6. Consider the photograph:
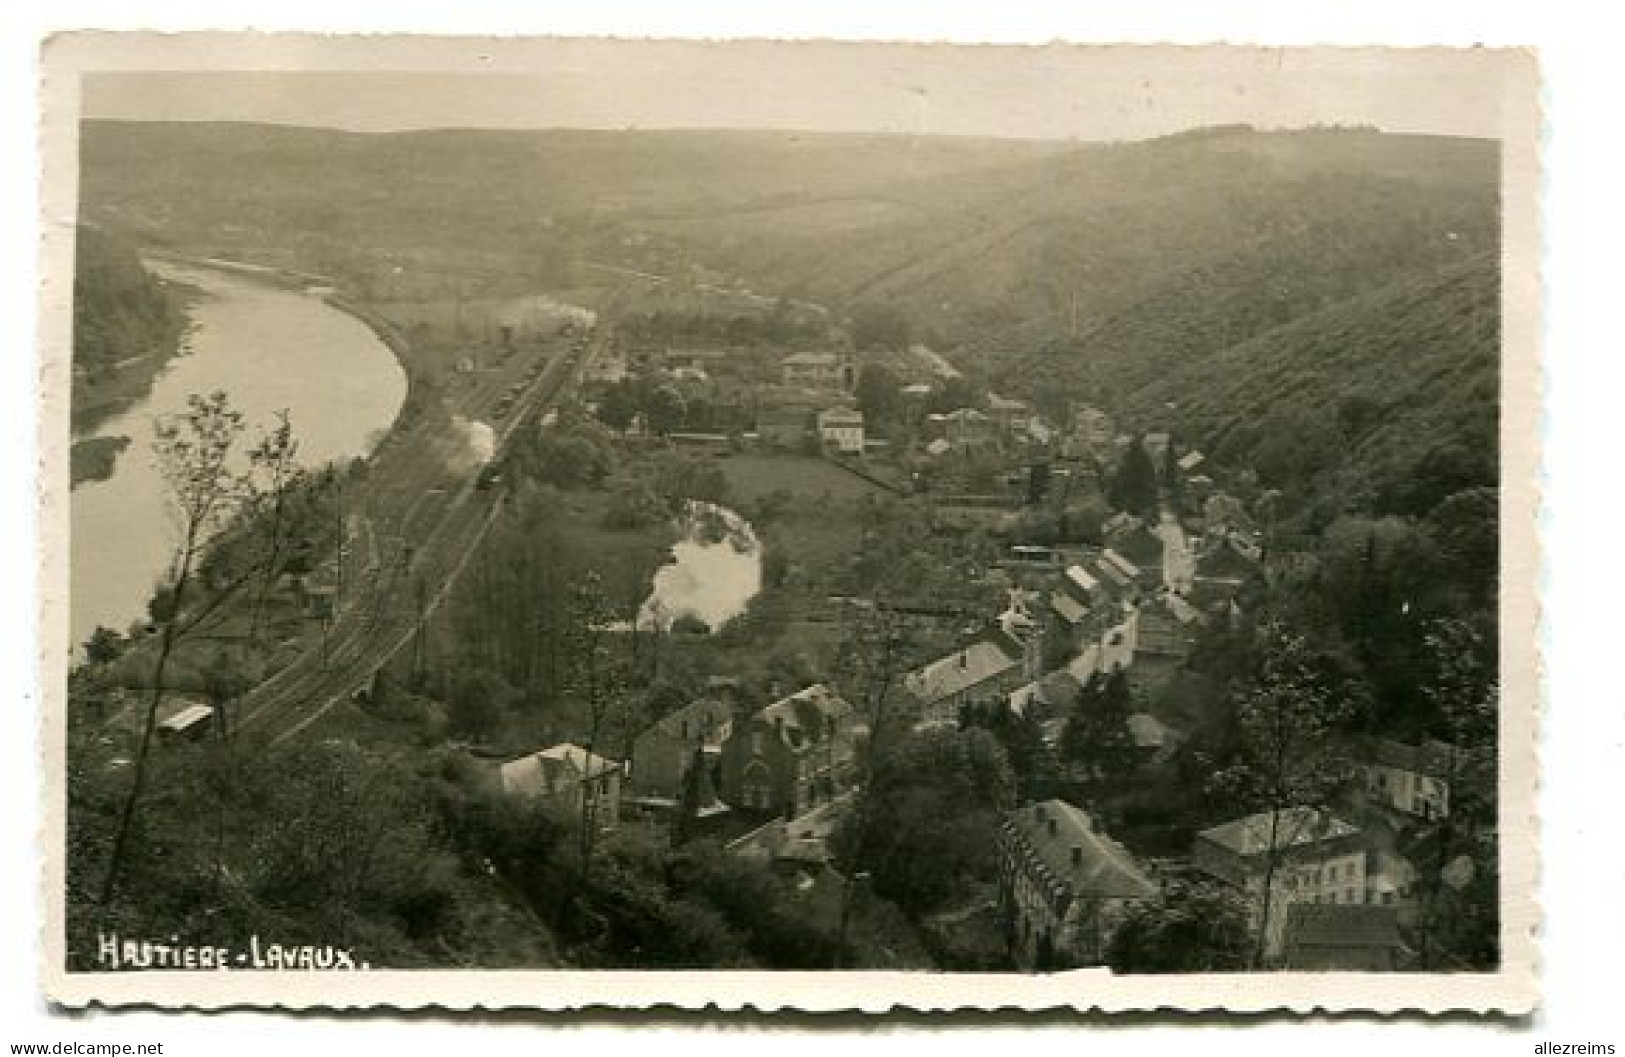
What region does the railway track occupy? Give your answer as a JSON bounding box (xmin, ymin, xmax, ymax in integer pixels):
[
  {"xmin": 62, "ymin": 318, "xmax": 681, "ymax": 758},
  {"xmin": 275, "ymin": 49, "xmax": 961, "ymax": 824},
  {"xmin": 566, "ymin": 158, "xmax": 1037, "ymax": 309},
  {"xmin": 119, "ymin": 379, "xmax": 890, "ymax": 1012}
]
[{"xmin": 231, "ymin": 317, "xmax": 606, "ymax": 745}]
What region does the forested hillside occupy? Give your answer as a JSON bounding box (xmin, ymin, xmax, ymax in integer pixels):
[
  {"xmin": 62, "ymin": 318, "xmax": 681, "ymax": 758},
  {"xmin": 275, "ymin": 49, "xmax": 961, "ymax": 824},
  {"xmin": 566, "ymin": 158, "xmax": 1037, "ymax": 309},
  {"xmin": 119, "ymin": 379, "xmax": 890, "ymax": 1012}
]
[
  {"xmin": 1126, "ymin": 254, "xmax": 1500, "ymax": 528},
  {"xmin": 71, "ymin": 225, "xmax": 189, "ymax": 434}
]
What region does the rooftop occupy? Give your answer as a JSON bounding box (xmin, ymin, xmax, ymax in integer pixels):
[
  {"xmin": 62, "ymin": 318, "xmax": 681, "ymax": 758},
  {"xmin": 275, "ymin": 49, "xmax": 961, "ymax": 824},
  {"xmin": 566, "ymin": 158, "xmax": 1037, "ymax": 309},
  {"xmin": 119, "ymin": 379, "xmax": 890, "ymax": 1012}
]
[
  {"xmin": 782, "ymin": 351, "xmax": 841, "ymax": 367},
  {"xmin": 1198, "ymin": 807, "xmax": 1360, "ymax": 859},
  {"xmin": 1050, "ymin": 591, "xmax": 1088, "ymax": 626},
  {"xmin": 905, "ymin": 639, "xmax": 1019, "ymax": 704},
  {"xmin": 754, "ymin": 683, "xmax": 856, "ymax": 753},
  {"xmin": 1064, "ymin": 563, "xmax": 1100, "ymax": 597},
  {"xmin": 1283, "ymin": 904, "xmax": 1406, "ymax": 969},
  {"xmin": 646, "ymin": 697, "xmax": 734, "ymax": 743},
  {"xmin": 1006, "ymin": 799, "xmax": 1157, "ymax": 901},
  {"xmin": 501, "ymin": 742, "xmax": 621, "ymax": 797}
]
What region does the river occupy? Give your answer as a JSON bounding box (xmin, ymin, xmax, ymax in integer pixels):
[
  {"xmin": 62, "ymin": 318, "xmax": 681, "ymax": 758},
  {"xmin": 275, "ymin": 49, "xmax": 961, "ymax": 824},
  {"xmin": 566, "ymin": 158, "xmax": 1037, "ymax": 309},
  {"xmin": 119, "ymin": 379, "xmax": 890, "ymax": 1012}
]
[
  {"xmin": 637, "ymin": 502, "xmax": 762, "ymax": 633},
  {"xmin": 69, "ymin": 261, "xmax": 408, "ymax": 651}
]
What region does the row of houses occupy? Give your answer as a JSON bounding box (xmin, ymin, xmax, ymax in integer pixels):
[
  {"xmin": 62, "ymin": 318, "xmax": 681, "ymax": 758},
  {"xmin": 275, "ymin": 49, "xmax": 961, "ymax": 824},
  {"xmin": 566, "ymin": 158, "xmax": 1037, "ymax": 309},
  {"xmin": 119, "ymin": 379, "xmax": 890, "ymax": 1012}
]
[
  {"xmin": 495, "ymin": 682, "xmax": 865, "ymax": 844},
  {"xmin": 997, "ymin": 728, "xmax": 1460, "ymax": 972}
]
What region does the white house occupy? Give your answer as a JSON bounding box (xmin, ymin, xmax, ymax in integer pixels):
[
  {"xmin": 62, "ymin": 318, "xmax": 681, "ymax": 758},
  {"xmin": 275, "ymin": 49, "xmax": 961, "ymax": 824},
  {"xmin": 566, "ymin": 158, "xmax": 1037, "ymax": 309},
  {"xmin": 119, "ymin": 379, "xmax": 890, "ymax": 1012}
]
[
  {"xmin": 1194, "ymin": 807, "xmax": 1368, "ymax": 962},
  {"xmin": 500, "ymin": 742, "xmax": 624, "ymax": 830},
  {"xmin": 816, "ymin": 406, "xmax": 865, "ymax": 455},
  {"xmin": 1362, "ymin": 738, "xmax": 1453, "ymax": 821}
]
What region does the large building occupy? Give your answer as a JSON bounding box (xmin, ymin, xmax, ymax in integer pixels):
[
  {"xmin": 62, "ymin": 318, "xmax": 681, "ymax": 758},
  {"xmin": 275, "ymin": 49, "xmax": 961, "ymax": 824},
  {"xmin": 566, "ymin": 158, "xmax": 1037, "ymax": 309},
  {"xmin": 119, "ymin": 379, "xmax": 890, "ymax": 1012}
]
[
  {"xmin": 998, "ymin": 799, "xmax": 1158, "ymax": 969},
  {"xmin": 717, "ymin": 684, "xmax": 863, "ymax": 819},
  {"xmin": 1193, "ymin": 807, "xmax": 1367, "ymax": 962}
]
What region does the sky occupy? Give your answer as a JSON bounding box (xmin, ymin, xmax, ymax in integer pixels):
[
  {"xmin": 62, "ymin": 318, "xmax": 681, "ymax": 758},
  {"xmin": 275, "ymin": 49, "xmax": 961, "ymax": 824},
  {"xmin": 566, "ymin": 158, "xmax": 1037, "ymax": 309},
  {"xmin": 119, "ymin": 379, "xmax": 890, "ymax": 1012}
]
[{"xmin": 75, "ymin": 38, "xmax": 1520, "ymax": 141}]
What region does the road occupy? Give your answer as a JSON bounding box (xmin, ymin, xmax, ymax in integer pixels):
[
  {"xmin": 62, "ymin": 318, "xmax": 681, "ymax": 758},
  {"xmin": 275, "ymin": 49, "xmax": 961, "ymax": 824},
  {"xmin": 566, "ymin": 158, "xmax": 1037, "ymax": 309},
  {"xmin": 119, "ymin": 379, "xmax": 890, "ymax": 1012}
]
[{"xmin": 230, "ymin": 315, "xmax": 607, "ymax": 746}]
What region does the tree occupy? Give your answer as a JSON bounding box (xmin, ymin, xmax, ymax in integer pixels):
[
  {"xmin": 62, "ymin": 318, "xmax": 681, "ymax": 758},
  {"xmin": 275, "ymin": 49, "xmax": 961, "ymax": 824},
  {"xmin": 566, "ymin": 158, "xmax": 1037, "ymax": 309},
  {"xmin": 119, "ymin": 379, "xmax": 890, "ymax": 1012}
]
[
  {"xmin": 854, "ymin": 363, "xmax": 902, "ymax": 429},
  {"xmin": 1162, "ymin": 439, "xmax": 1184, "ymax": 509},
  {"xmin": 445, "ymin": 667, "xmax": 514, "ymax": 741},
  {"xmin": 644, "ymin": 384, "xmax": 687, "ymax": 437},
  {"xmin": 1410, "ymin": 618, "xmax": 1499, "ymax": 969},
  {"xmin": 595, "ymin": 378, "xmax": 640, "ymax": 432},
  {"xmin": 833, "ymin": 726, "xmax": 1015, "ymax": 917},
  {"xmin": 1106, "ymin": 879, "xmax": 1251, "ymax": 973},
  {"xmin": 562, "ymin": 572, "xmax": 633, "ymax": 875},
  {"xmin": 102, "ymin": 391, "xmax": 250, "ymax": 903},
  {"xmin": 531, "ymin": 430, "xmax": 613, "ymax": 489},
  {"xmin": 1206, "ymin": 623, "xmax": 1356, "ymax": 968},
  {"xmin": 83, "ymin": 626, "xmax": 125, "ymax": 665},
  {"xmin": 1109, "ymin": 436, "xmax": 1159, "ymax": 517},
  {"xmin": 242, "ymin": 409, "xmax": 306, "ymax": 643},
  {"xmin": 1059, "ymin": 669, "xmax": 1137, "ymax": 792}
]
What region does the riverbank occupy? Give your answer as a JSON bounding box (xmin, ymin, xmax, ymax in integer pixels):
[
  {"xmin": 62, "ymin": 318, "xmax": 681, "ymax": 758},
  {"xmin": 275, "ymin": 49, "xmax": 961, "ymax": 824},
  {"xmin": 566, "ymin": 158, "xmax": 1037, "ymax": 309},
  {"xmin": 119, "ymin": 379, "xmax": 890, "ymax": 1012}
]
[
  {"xmin": 70, "ymin": 256, "xmax": 411, "ymax": 654},
  {"xmin": 70, "ymin": 239, "xmax": 200, "ymax": 441}
]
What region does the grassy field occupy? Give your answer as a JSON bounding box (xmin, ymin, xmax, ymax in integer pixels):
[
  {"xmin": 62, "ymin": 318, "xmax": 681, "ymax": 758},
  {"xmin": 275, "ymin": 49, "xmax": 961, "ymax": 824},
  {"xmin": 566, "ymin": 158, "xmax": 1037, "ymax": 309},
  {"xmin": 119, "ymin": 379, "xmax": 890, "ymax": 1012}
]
[{"xmin": 720, "ymin": 453, "xmax": 886, "ymax": 505}]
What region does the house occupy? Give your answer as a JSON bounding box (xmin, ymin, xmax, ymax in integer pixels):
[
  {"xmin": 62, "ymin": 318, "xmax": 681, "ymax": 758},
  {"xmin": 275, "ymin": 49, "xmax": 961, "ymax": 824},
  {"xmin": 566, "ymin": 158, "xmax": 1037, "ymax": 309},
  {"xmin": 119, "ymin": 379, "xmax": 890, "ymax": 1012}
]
[
  {"xmin": 998, "ymin": 799, "xmax": 1158, "ymax": 969},
  {"xmin": 816, "ymin": 406, "xmax": 865, "ymax": 455},
  {"xmin": 717, "ymin": 684, "xmax": 862, "ymax": 819},
  {"xmin": 986, "ymin": 393, "xmax": 1031, "ymax": 434},
  {"xmin": 1282, "ymin": 903, "xmax": 1408, "ymax": 971},
  {"xmin": 1095, "ymin": 548, "xmax": 1147, "ymax": 599},
  {"xmin": 1194, "ymin": 807, "xmax": 1367, "ymax": 962},
  {"xmin": 780, "ymin": 351, "xmax": 854, "ymax": 390},
  {"xmin": 157, "ymin": 701, "xmax": 214, "ymax": 741},
  {"xmin": 1361, "ymin": 738, "xmax": 1454, "ymax": 822},
  {"xmin": 923, "ymin": 437, "xmax": 952, "ymax": 458},
  {"xmin": 500, "ymin": 742, "xmax": 624, "ymax": 830},
  {"xmin": 941, "ymin": 407, "xmax": 994, "ymax": 451},
  {"xmin": 1177, "ymin": 450, "xmax": 1206, "ymax": 475},
  {"xmin": 1142, "ymin": 432, "xmax": 1172, "ymax": 465},
  {"xmin": 628, "ymin": 697, "xmax": 735, "ymax": 802},
  {"xmin": 904, "ymin": 637, "xmax": 1027, "ymax": 729}
]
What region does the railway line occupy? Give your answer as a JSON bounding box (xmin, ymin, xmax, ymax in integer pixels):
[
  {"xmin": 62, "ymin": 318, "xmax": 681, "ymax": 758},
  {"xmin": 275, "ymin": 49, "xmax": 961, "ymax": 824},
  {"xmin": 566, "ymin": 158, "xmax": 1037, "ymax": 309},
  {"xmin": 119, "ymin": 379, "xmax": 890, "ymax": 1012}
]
[{"xmin": 230, "ymin": 315, "xmax": 605, "ymax": 746}]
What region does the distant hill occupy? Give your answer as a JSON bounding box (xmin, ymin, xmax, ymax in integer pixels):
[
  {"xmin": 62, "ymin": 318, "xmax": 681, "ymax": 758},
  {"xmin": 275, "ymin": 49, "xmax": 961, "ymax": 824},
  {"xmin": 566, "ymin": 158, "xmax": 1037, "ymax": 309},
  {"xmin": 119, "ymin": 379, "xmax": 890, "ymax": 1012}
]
[{"xmin": 77, "ymin": 120, "xmax": 1501, "ymax": 523}]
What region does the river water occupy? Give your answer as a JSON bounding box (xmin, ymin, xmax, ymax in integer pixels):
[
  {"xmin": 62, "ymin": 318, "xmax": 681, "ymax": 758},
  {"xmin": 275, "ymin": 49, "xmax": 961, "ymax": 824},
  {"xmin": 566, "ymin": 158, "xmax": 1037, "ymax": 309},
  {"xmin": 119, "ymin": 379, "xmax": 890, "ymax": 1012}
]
[
  {"xmin": 69, "ymin": 261, "xmax": 407, "ymax": 651},
  {"xmin": 637, "ymin": 502, "xmax": 762, "ymax": 633}
]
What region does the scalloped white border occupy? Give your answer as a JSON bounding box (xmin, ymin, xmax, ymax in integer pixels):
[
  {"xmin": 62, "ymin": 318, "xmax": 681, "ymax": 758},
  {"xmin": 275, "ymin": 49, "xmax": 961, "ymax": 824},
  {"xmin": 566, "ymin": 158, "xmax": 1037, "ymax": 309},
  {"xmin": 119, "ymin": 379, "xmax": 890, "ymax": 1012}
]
[{"xmin": 35, "ymin": 34, "xmax": 1542, "ymax": 1015}]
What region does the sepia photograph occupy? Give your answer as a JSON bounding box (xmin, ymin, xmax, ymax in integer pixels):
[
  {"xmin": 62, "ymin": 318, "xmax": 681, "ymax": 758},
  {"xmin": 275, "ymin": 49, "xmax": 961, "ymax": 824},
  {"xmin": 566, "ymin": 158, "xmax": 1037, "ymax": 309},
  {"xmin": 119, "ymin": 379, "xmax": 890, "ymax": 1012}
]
[{"xmin": 37, "ymin": 35, "xmax": 1539, "ymax": 1012}]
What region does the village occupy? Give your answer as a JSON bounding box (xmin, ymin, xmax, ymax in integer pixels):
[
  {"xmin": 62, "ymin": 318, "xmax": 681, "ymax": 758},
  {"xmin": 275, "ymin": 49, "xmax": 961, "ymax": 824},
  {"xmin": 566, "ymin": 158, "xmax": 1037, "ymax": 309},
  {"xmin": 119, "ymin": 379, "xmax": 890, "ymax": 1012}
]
[{"xmin": 423, "ymin": 311, "xmax": 1486, "ymax": 974}]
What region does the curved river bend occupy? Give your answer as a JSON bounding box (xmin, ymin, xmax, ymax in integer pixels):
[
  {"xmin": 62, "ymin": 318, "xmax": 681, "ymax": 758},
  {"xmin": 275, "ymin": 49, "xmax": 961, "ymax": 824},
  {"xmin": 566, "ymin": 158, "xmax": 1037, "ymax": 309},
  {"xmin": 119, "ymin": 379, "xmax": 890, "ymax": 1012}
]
[{"xmin": 70, "ymin": 261, "xmax": 407, "ymax": 651}]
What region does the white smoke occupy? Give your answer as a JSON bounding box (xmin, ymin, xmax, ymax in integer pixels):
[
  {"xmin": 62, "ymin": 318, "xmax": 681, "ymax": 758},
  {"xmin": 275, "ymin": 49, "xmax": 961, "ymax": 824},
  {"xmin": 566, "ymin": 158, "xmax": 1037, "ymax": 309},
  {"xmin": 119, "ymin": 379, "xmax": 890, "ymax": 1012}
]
[
  {"xmin": 437, "ymin": 415, "xmax": 496, "ymax": 475},
  {"xmin": 459, "ymin": 417, "xmax": 496, "ymax": 466}
]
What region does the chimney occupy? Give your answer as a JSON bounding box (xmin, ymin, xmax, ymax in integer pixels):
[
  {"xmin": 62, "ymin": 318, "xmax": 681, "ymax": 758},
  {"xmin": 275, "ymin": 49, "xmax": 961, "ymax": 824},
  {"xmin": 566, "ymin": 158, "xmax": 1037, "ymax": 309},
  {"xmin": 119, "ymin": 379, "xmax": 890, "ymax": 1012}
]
[
  {"xmin": 1047, "ymin": 818, "xmax": 1058, "ymax": 839},
  {"xmin": 1071, "ymin": 846, "xmax": 1083, "ymax": 868},
  {"xmin": 959, "ymin": 650, "xmax": 968, "ymax": 671}
]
